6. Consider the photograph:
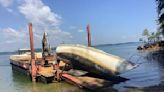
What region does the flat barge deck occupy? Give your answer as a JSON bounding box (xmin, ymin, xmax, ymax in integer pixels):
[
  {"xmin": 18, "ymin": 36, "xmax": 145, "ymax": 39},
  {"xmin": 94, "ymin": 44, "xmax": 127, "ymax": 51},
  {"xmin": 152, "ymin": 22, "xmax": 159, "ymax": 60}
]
[
  {"xmin": 10, "ymin": 54, "xmax": 113, "ymax": 90},
  {"xmin": 9, "ymin": 23, "xmax": 116, "ymax": 90}
]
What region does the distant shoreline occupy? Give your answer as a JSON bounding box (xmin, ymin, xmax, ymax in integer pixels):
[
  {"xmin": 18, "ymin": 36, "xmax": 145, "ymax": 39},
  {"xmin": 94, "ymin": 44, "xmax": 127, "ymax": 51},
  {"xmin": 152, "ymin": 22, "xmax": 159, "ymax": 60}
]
[
  {"xmin": 94, "ymin": 42, "xmax": 140, "ymax": 47},
  {"xmin": 0, "ymin": 42, "xmax": 140, "ymax": 55}
]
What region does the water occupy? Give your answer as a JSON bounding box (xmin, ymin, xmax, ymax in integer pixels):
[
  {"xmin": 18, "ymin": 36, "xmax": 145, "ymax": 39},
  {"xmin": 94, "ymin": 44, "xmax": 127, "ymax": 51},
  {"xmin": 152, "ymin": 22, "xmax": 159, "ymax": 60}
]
[
  {"xmin": 0, "ymin": 53, "xmax": 86, "ymax": 92},
  {"xmin": 97, "ymin": 42, "xmax": 164, "ymax": 91},
  {"xmin": 1, "ymin": 42, "xmax": 164, "ymax": 92}
]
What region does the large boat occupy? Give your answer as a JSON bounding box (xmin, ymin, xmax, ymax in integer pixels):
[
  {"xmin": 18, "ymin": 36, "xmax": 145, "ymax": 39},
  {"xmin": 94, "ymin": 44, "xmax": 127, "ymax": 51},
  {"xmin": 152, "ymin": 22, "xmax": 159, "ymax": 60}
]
[{"xmin": 56, "ymin": 44, "xmax": 136, "ymax": 82}]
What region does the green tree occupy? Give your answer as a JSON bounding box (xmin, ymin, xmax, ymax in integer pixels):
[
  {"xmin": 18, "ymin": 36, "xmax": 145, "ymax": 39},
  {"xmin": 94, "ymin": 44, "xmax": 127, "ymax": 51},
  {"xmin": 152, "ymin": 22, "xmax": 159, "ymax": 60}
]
[
  {"xmin": 142, "ymin": 29, "xmax": 150, "ymax": 42},
  {"xmin": 148, "ymin": 32, "xmax": 156, "ymax": 42},
  {"xmin": 155, "ymin": 30, "xmax": 162, "ymax": 41},
  {"xmin": 142, "ymin": 29, "xmax": 149, "ymax": 37}
]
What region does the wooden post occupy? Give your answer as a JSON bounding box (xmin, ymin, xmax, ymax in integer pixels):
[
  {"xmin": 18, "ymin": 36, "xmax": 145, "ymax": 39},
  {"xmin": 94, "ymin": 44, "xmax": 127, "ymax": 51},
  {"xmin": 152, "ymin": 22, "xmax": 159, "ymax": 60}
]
[
  {"xmin": 28, "ymin": 23, "xmax": 37, "ymax": 82},
  {"xmin": 87, "ymin": 24, "xmax": 91, "ymax": 47}
]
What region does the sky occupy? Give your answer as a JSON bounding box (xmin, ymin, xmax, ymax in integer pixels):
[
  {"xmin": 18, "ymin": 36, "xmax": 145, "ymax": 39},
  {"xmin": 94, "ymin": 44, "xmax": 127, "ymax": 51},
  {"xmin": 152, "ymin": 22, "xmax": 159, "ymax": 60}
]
[{"xmin": 0, "ymin": 0, "xmax": 158, "ymax": 52}]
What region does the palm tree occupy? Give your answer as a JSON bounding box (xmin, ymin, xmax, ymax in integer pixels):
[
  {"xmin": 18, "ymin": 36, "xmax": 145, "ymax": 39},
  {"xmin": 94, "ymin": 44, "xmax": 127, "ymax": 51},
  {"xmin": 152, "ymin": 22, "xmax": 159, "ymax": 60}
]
[
  {"xmin": 148, "ymin": 32, "xmax": 157, "ymax": 42},
  {"xmin": 155, "ymin": 30, "xmax": 162, "ymax": 41},
  {"xmin": 142, "ymin": 29, "xmax": 150, "ymax": 42},
  {"xmin": 156, "ymin": 0, "xmax": 164, "ymax": 37}
]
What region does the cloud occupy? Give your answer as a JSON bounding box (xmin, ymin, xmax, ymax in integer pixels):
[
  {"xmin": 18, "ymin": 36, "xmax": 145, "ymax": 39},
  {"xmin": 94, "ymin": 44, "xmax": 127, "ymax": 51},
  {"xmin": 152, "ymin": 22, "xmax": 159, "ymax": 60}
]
[
  {"xmin": 77, "ymin": 29, "xmax": 84, "ymax": 33},
  {"xmin": 69, "ymin": 25, "xmax": 85, "ymax": 33},
  {"xmin": 0, "ymin": 0, "xmax": 13, "ymax": 7},
  {"xmin": 0, "ymin": 0, "xmax": 72, "ymax": 52},
  {"xmin": 18, "ymin": 0, "xmax": 71, "ymax": 46},
  {"xmin": 0, "ymin": 28, "xmax": 29, "ymax": 52},
  {"xmin": 19, "ymin": 0, "xmax": 61, "ymax": 28}
]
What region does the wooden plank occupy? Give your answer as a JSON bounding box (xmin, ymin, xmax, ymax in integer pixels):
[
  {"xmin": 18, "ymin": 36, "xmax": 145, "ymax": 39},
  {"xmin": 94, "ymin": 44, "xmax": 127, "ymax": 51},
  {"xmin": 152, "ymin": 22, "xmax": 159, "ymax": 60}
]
[
  {"xmin": 37, "ymin": 66, "xmax": 55, "ymax": 77},
  {"xmin": 61, "ymin": 73, "xmax": 113, "ymax": 90}
]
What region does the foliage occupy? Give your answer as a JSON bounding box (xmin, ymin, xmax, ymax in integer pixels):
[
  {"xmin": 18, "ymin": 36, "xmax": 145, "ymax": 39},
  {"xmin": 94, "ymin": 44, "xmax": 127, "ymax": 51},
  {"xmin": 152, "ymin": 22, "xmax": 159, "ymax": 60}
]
[
  {"xmin": 142, "ymin": 29, "xmax": 149, "ymax": 37},
  {"xmin": 141, "ymin": 28, "xmax": 162, "ymax": 43}
]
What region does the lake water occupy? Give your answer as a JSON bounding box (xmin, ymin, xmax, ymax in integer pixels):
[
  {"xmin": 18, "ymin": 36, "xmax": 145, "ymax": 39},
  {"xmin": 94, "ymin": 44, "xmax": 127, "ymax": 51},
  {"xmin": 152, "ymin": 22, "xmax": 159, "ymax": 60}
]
[{"xmin": 1, "ymin": 42, "xmax": 164, "ymax": 92}]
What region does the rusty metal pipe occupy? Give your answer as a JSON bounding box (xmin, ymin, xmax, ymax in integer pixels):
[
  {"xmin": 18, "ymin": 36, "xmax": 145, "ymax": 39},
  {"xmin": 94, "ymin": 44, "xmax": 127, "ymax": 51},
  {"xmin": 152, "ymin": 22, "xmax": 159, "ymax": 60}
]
[
  {"xmin": 28, "ymin": 23, "xmax": 37, "ymax": 82},
  {"xmin": 29, "ymin": 23, "xmax": 35, "ymax": 59},
  {"xmin": 87, "ymin": 24, "xmax": 91, "ymax": 47}
]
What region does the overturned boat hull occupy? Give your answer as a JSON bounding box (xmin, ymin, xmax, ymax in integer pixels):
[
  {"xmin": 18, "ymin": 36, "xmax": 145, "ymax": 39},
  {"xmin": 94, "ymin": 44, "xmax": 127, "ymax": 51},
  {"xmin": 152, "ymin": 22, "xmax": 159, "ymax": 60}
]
[{"xmin": 56, "ymin": 44, "xmax": 135, "ymax": 81}]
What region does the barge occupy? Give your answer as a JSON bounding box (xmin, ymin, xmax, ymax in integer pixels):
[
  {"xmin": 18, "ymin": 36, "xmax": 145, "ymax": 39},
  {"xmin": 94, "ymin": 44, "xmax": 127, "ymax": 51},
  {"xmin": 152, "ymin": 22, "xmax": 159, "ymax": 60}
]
[
  {"xmin": 10, "ymin": 49, "xmax": 56, "ymax": 82},
  {"xmin": 9, "ymin": 23, "xmax": 136, "ymax": 90},
  {"xmin": 10, "ymin": 48, "xmax": 113, "ymax": 89}
]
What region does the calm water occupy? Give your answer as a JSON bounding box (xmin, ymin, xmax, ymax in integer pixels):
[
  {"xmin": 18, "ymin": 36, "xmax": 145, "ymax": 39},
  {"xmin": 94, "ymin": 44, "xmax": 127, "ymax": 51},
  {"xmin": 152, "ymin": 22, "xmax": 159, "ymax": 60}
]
[{"xmin": 1, "ymin": 42, "xmax": 164, "ymax": 92}]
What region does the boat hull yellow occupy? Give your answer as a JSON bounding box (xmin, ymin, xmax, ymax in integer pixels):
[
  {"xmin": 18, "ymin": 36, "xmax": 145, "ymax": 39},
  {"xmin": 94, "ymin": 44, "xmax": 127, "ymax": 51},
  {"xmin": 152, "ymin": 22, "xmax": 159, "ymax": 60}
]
[{"xmin": 56, "ymin": 44, "xmax": 135, "ymax": 81}]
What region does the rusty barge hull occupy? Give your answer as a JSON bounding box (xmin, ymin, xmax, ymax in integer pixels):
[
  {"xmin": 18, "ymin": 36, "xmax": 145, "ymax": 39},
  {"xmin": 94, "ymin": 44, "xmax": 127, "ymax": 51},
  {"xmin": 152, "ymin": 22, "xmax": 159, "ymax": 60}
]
[
  {"xmin": 10, "ymin": 56, "xmax": 114, "ymax": 90},
  {"xmin": 10, "ymin": 63, "xmax": 55, "ymax": 83},
  {"xmin": 10, "ymin": 62, "xmax": 30, "ymax": 76},
  {"xmin": 10, "ymin": 61, "xmax": 56, "ymax": 83},
  {"xmin": 9, "ymin": 52, "xmax": 56, "ymax": 83}
]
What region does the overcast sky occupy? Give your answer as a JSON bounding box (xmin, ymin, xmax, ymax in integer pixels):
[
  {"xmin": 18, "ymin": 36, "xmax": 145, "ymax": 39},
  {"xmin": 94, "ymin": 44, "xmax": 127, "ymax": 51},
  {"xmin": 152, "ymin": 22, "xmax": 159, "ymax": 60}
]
[{"xmin": 0, "ymin": 0, "xmax": 157, "ymax": 52}]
